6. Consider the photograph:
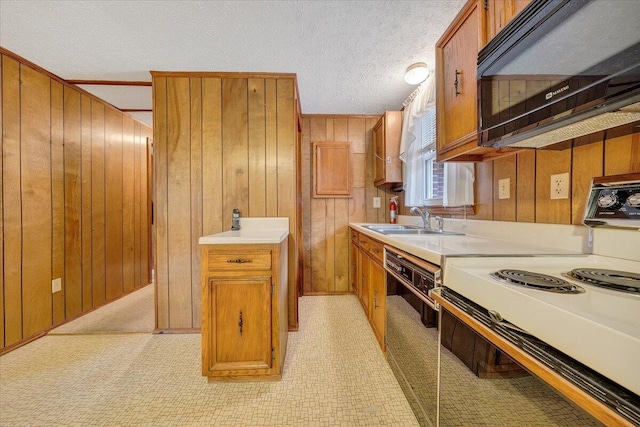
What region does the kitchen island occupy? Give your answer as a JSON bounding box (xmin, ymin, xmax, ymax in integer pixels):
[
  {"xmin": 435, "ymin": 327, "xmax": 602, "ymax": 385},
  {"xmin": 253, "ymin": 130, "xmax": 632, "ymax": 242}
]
[{"xmin": 199, "ymin": 218, "xmax": 289, "ymax": 381}]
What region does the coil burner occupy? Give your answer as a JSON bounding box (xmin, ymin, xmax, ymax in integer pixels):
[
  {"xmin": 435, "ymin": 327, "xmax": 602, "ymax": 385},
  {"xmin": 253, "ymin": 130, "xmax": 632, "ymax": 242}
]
[
  {"xmin": 565, "ymin": 269, "xmax": 640, "ymax": 294},
  {"xmin": 490, "ymin": 269, "xmax": 585, "ymax": 294}
]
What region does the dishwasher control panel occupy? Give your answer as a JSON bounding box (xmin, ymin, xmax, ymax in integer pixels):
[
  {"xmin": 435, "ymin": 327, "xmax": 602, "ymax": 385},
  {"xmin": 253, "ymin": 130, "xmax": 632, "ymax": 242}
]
[{"xmin": 385, "ymin": 248, "xmax": 440, "ymax": 308}]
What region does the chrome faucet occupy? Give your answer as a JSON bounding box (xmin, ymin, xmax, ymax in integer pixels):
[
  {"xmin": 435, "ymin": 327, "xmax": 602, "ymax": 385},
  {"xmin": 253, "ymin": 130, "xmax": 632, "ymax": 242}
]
[
  {"xmin": 409, "ymin": 206, "xmax": 431, "ymax": 230},
  {"xmin": 435, "ymin": 216, "xmax": 444, "ymax": 232}
]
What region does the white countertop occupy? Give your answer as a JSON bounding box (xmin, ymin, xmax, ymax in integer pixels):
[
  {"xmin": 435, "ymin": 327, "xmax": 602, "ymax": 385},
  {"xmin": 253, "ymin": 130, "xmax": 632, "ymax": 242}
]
[
  {"xmin": 350, "ymin": 222, "xmax": 584, "ymax": 265},
  {"xmin": 199, "ymin": 217, "xmax": 289, "ymax": 245}
]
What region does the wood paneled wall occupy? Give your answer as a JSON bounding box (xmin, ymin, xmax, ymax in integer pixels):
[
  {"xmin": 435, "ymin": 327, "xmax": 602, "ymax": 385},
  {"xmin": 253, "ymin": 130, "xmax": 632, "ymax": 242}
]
[
  {"xmin": 300, "ymin": 116, "xmax": 637, "ymax": 295},
  {"xmin": 152, "ymin": 73, "xmax": 300, "ymax": 331},
  {"xmin": 301, "ymin": 115, "xmax": 398, "ymax": 295},
  {"xmin": 0, "ymin": 51, "xmax": 151, "ymax": 352},
  {"xmin": 470, "ymin": 127, "xmax": 640, "ymax": 223}
]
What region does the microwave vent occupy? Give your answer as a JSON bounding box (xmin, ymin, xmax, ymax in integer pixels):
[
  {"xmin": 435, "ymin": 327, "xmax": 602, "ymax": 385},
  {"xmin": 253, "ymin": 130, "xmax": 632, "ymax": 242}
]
[{"xmin": 508, "ymin": 102, "xmax": 640, "ymax": 148}]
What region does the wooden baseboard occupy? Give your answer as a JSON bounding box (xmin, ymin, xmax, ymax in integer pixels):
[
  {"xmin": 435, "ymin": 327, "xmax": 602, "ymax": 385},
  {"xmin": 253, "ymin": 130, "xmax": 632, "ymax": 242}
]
[
  {"xmin": 0, "ymin": 332, "xmax": 47, "ymax": 356},
  {"xmin": 303, "ymin": 291, "xmax": 356, "ymax": 296},
  {"xmin": 0, "ymin": 283, "xmax": 153, "ymax": 355},
  {"xmin": 154, "ymin": 328, "xmax": 201, "ymax": 334}
]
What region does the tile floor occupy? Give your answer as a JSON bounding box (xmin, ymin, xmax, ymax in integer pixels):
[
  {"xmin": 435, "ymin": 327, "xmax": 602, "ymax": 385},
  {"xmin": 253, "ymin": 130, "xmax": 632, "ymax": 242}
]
[{"xmin": 0, "ymin": 295, "xmax": 418, "ymax": 426}]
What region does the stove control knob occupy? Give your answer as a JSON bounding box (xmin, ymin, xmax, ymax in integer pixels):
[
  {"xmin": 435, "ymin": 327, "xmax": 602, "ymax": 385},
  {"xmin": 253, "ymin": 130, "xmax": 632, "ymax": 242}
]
[
  {"xmin": 597, "ymin": 192, "xmax": 622, "ymax": 209},
  {"xmin": 627, "ymin": 193, "xmax": 640, "ymax": 208}
]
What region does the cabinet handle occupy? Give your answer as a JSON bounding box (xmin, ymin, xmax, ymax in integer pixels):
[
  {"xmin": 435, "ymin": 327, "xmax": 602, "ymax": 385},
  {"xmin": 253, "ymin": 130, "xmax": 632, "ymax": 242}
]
[
  {"xmin": 374, "ymin": 291, "xmax": 379, "ymax": 309},
  {"xmin": 359, "ymin": 240, "xmax": 366, "ymax": 244},
  {"xmin": 371, "ymin": 248, "xmax": 380, "ymax": 254},
  {"xmin": 238, "ymin": 311, "xmax": 243, "ymax": 336},
  {"xmin": 454, "ymin": 70, "xmax": 461, "ymax": 97},
  {"xmin": 227, "ymin": 258, "xmax": 253, "ymax": 264}
]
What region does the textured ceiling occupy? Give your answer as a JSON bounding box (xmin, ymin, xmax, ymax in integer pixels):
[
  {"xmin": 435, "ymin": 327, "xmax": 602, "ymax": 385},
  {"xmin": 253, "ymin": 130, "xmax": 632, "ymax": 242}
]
[{"xmin": 0, "ymin": 0, "xmax": 465, "ymax": 127}]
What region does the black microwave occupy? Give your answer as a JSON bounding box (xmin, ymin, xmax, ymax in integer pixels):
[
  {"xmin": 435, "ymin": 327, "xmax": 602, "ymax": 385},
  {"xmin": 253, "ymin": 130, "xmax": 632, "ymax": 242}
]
[{"xmin": 477, "ymin": 0, "xmax": 640, "ymax": 149}]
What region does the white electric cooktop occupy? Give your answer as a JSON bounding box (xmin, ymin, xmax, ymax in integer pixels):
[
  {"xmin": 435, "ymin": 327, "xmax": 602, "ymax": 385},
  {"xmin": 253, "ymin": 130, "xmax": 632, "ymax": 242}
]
[{"xmin": 443, "ymin": 254, "xmax": 640, "ymax": 396}]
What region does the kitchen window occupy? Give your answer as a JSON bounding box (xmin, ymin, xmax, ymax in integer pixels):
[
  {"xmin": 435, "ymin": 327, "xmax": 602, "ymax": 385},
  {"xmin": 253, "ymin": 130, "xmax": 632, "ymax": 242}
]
[
  {"xmin": 400, "ymin": 75, "xmax": 473, "ymax": 208},
  {"xmin": 419, "ymin": 109, "xmax": 444, "ymax": 206}
]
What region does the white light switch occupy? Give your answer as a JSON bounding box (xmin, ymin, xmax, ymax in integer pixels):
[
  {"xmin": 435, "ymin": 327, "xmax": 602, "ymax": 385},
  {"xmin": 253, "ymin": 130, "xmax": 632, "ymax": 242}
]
[
  {"xmin": 373, "ymin": 197, "xmax": 381, "ymax": 208},
  {"xmin": 52, "ymin": 278, "xmax": 62, "ymax": 293},
  {"xmin": 498, "ymin": 178, "xmax": 510, "ymax": 199}
]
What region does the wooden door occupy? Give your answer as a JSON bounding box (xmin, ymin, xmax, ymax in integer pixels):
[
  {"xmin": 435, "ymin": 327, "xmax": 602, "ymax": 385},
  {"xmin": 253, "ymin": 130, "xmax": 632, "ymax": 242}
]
[
  {"xmin": 513, "ymin": 0, "xmax": 531, "ymax": 16},
  {"xmin": 486, "ymin": 0, "xmax": 532, "ymax": 42},
  {"xmin": 359, "ymin": 251, "xmax": 370, "ymax": 314},
  {"xmin": 350, "ymin": 241, "xmax": 359, "ymax": 294},
  {"xmin": 438, "ymin": 0, "xmax": 480, "ymax": 152},
  {"xmin": 369, "ymin": 259, "xmax": 386, "ymax": 350},
  {"xmin": 208, "ymin": 278, "xmax": 272, "ymax": 372},
  {"xmin": 486, "ymin": 0, "xmax": 509, "ymax": 41},
  {"xmin": 313, "ymin": 141, "xmax": 352, "ymax": 197}
]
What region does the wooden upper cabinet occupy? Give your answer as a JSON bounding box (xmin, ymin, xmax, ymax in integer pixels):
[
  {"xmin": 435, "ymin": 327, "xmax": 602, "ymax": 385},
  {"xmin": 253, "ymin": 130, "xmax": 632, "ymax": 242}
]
[
  {"xmin": 313, "ymin": 141, "xmax": 352, "ymax": 198},
  {"xmin": 484, "ymin": 0, "xmax": 532, "ymax": 42},
  {"xmin": 436, "ymin": 0, "xmax": 486, "ymax": 162},
  {"xmin": 373, "ymin": 111, "xmax": 402, "ymax": 186},
  {"xmin": 436, "ymin": 0, "xmax": 526, "ymax": 162}
]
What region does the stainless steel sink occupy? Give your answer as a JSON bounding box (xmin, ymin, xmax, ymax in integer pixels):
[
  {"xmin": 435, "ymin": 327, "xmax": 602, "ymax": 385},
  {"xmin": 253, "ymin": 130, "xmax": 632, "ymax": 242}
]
[
  {"xmin": 384, "ymin": 229, "xmax": 464, "ymax": 236},
  {"xmin": 362, "ymin": 224, "xmax": 420, "ymax": 232},
  {"xmin": 362, "ymin": 224, "xmax": 464, "ymax": 236}
]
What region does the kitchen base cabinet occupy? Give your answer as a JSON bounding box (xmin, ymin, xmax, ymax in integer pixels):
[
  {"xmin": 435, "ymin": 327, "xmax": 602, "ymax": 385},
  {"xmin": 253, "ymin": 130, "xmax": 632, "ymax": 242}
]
[
  {"xmin": 201, "ymin": 241, "xmax": 288, "ymax": 381},
  {"xmin": 349, "ymin": 227, "xmax": 386, "ymax": 352},
  {"xmin": 360, "ymin": 252, "xmax": 371, "ymax": 314},
  {"xmin": 350, "ymin": 240, "xmax": 359, "ymax": 296},
  {"xmin": 368, "ymin": 259, "xmax": 386, "ymax": 351}
]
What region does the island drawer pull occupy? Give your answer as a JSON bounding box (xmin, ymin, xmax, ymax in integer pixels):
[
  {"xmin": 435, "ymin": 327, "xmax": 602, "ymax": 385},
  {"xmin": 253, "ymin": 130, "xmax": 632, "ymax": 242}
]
[{"xmin": 227, "ymin": 258, "xmax": 253, "ymax": 264}]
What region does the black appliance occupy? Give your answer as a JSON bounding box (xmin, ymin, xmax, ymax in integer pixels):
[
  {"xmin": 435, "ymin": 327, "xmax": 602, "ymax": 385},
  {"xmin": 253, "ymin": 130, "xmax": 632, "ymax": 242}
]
[{"xmin": 478, "ymin": 0, "xmax": 640, "ymax": 149}]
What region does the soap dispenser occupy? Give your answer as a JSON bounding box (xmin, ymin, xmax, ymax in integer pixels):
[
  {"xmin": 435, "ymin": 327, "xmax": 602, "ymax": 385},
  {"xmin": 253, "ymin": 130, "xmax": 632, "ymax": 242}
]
[{"xmin": 231, "ymin": 209, "xmax": 241, "ymax": 230}]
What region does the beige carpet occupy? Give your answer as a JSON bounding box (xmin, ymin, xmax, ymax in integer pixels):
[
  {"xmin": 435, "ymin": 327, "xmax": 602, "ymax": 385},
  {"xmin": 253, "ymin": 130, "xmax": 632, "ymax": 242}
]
[
  {"xmin": 49, "ymin": 284, "xmax": 155, "ymax": 334},
  {"xmin": 0, "ymin": 295, "xmax": 418, "ymax": 426}
]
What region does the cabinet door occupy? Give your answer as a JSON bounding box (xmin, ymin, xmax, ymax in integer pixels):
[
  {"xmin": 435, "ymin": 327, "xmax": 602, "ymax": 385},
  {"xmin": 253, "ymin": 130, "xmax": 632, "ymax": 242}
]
[
  {"xmin": 373, "ymin": 119, "xmax": 385, "ymax": 185},
  {"xmin": 373, "ymin": 112, "xmax": 402, "ymax": 186},
  {"xmin": 486, "ymin": 0, "xmax": 532, "ymax": 42},
  {"xmin": 359, "ymin": 251, "xmax": 370, "ymax": 314},
  {"xmin": 313, "ymin": 141, "xmax": 352, "ymax": 197},
  {"xmin": 513, "ymin": 0, "xmax": 531, "ymax": 17},
  {"xmin": 440, "ymin": 2, "xmax": 479, "ymax": 152},
  {"xmin": 486, "ymin": 0, "xmax": 509, "ymax": 41},
  {"xmin": 207, "ymin": 277, "xmax": 272, "ymax": 372},
  {"xmin": 350, "ymin": 242, "xmax": 360, "ymax": 295},
  {"xmin": 369, "ymin": 259, "xmax": 386, "ymax": 351}
]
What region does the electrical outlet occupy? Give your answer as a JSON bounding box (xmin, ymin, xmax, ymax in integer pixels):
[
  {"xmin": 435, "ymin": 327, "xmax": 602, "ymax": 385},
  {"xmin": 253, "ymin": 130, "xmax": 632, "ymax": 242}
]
[
  {"xmin": 498, "ymin": 178, "xmax": 510, "ymax": 199},
  {"xmin": 550, "ymin": 172, "xmax": 570, "ymax": 200},
  {"xmin": 52, "ymin": 278, "xmax": 62, "ymax": 293},
  {"xmin": 373, "ymin": 197, "xmax": 381, "ymax": 208}
]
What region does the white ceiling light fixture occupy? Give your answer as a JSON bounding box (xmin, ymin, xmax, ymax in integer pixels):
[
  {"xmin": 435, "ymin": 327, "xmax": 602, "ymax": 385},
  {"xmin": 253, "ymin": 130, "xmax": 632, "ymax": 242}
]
[{"xmin": 404, "ymin": 62, "xmax": 430, "ymax": 85}]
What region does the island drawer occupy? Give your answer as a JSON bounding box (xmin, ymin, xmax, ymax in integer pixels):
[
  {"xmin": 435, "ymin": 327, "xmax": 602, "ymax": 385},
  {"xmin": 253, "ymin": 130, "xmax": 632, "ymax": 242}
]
[{"xmin": 206, "ymin": 250, "xmax": 272, "ymax": 271}]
